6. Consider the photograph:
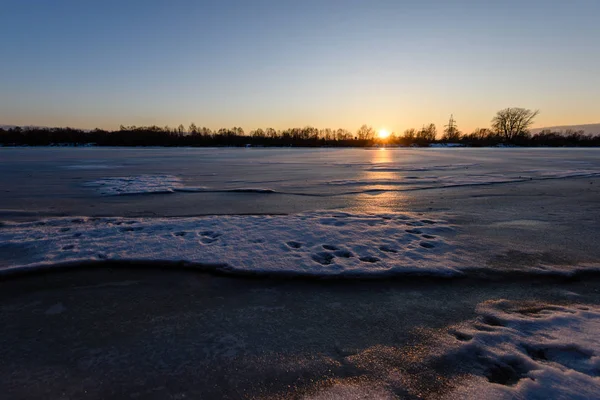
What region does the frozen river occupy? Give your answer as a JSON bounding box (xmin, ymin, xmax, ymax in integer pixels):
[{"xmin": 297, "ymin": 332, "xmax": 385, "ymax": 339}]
[
  {"xmin": 2, "ymin": 147, "xmax": 600, "ymax": 399},
  {"xmin": 1, "ymin": 147, "xmax": 600, "ymax": 218}
]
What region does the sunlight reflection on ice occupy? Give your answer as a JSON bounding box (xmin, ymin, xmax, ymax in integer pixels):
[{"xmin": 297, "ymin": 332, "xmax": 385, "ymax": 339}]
[{"xmin": 350, "ymin": 148, "xmax": 407, "ymax": 213}]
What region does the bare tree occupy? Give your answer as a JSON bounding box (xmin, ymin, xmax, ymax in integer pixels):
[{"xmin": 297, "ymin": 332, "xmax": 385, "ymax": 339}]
[
  {"xmin": 416, "ymin": 124, "xmax": 437, "ymax": 141},
  {"xmin": 463, "ymin": 128, "xmax": 495, "ymax": 141},
  {"xmin": 251, "ymin": 128, "xmax": 265, "ymax": 138},
  {"xmin": 265, "ymin": 128, "xmax": 277, "ymax": 139},
  {"xmin": 320, "ymin": 128, "xmax": 333, "ymax": 140},
  {"xmin": 199, "ymin": 127, "xmax": 212, "ymax": 137},
  {"xmin": 356, "ymin": 125, "xmax": 375, "ymax": 140},
  {"xmin": 403, "ymin": 128, "xmax": 417, "ymax": 140},
  {"xmin": 336, "ymin": 128, "xmax": 352, "ymax": 140},
  {"xmin": 492, "ymin": 108, "xmax": 539, "ymax": 142}
]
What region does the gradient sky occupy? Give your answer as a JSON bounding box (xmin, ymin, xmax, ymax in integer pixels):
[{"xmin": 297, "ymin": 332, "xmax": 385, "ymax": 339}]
[{"xmin": 1, "ymin": 0, "xmax": 599, "ymax": 133}]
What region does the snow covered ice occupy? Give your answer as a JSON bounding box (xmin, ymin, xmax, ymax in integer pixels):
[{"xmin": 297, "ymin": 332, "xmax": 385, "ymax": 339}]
[
  {"xmin": 440, "ymin": 300, "xmax": 600, "ymax": 399},
  {"xmin": 0, "ymin": 212, "xmax": 468, "ymax": 277}
]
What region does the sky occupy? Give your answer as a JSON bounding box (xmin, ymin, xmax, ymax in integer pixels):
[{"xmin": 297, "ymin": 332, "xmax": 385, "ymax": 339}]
[{"xmin": 1, "ymin": 0, "xmax": 599, "ymax": 133}]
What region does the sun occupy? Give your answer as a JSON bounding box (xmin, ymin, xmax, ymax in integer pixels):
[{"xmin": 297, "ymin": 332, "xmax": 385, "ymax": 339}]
[{"xmin": 378, "ymin": 129, "xmax": 391, "ymax": 139}]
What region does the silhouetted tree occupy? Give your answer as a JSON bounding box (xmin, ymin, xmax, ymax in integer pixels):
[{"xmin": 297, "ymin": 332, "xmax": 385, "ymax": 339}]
[
  {"xmin": 417, "ymin": 123, "xmax": 437, "ymax": 142},
  {"xmin": 403, "ymin": 128, "xmax": 417, "ymax": 141},
  {"xmin": 336, "ymin": 128, "xmax": 352, "ymax": 141},
  {"xmin": 2, "ymin": 115, "xmax": 599, "ymax": 147},
  {"xmin": 265, "ymin": 128, "xmax": 277, "ymax": 139},
  {"xmin": 251, "ymin": 128, "xmax": 265, "ymax": 138},
  {"xmin": 356, "ymin": 125, "xmax": 375, "ymax": 140},
  {"xmin": 492, "ymin": 108, "xmax": 539, "ymax": 142}
]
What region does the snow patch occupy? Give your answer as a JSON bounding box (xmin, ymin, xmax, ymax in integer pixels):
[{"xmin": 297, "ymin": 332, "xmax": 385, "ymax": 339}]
[
  {"xmin": 441, "ymin": 300, "xmax": 600, "ymax": 399},
  {"xmin": 0, "ymin": 212, "xmax": 469, "ymax": 278},
  {"xmin": 83, "ymin": 175, "xmax": 275, "ymax": 196},
  {"xmin": 83, "ymin": 175, "xmax": 182, "ymax": 195},
  {"xmin": 1, "ymin": 212, "xmax": 598, "ymax": 278}
]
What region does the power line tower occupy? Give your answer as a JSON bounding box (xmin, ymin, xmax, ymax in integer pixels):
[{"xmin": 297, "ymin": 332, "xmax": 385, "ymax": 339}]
[{"xmin": 444, "ymin": 114, "xmax": 460, "ymax": 141}]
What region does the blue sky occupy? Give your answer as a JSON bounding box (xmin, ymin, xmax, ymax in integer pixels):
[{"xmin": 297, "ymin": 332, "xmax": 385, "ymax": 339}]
[{"xmin": 1, "ymin": 0, "xmax": 599, "ymax": 132}]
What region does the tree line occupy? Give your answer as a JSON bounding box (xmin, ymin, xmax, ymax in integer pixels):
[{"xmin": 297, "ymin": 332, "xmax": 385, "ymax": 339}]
[{"xmin": 1, "ymin": 108, "xmax": 599, "ymax": 147}]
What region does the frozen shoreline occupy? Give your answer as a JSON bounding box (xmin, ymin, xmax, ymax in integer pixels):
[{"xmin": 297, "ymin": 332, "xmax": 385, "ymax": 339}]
[{"xmin": 3, "ymin": 211, "xmax": 600, "ymax": 279}]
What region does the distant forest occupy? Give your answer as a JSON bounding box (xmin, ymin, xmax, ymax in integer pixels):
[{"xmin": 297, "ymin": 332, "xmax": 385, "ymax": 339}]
[{"xmin": 2, "ymin": 108, "xmax": 600, "ymax": 147}]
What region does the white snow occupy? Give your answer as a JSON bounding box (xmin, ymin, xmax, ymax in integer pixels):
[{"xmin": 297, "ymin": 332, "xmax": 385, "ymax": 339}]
[
  {"xmin": 1, "ymin": 212, "xmax": 598, "ymax": 278},
  {"xmin": 83, "ymin": 175, "xmax": 274, "ymax": 196},
  {"xmin": 83, "ymin": 175, "xmax": 183, "ymax": 195},
  {"xmin": 441, "ymin": 300, "xmax": 600, "ymax": 399},
  {"xmin": 0, "ymin": 212, "xmax": 469, "ymax": 277}
]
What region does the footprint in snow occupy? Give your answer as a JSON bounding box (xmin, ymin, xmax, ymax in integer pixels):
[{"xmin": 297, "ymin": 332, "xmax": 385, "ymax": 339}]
[
  {"xmin": 120, "ymin": 226, "xmax": 143, "ymax": 232},
  {"xmin": 359, "ymin": 256, "xmax": 380, "ymax": 263},
  {"xmin": 379, "ymin": 245, "xmax": 398, "ymax": 253},
  {"xmin": 200, "ymin": 231, "xmax": 221, "ymax": 239},
  {"xmin": 312, "ymin": 252, "xmax": 335, "ymax": 265},
  {"xmin": 334, "ymin": 250, "xmax": 354, "ymax": 258}
]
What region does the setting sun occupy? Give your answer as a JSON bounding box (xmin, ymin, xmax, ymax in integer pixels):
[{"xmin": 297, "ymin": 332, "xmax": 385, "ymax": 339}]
[{"xmin": 378, "ymin": 129, "xmax": 391, "ymax": 139}]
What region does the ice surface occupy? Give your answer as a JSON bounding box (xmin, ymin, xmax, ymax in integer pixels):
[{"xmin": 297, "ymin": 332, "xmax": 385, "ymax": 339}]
[
  {"xmin": 2, "ymin": 212, "xmax": 599, "ymax": 278},
  {"xmin": 0, "ymin": 212, "xmax": 469, "ymax": 277},
  {"xmin": 84, "ymin": 175, "xmax": 278, "ymax": 196},
  {"xmin": 440, "ymin": 300, "xmax": 600, "ymax": 399},
  {"xmin": 366, "ymin": 163, "xmax": 479, "ymax": 172},
  {"xmin": 83, "ymin": 175, "xmax": 183, "ymax": 195},
  {"xmin": 305, "ymin": 300, "xmax": 600, "ymax": 399},
  {"xmin": 3, "ymin": 148, "xmax": 600, "ymax": 205},
  {"xmin": 84, "ymin": 167, "xmax": 600, "ymax": 198},
  {"xmin": 63, "ymin": 164, "xmax": 119, "ymax": 170},
  {"xmin": 327, "ymin": 170, "xmax": 600, "ymax": 191}
]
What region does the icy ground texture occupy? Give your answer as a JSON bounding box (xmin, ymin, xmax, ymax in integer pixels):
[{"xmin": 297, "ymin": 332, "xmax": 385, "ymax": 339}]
[
  {"xmin": 304, "ymin": 301, "xmax": 600, "ymax": 399},
  {"xmin": 2, "ymin": 212, "xmax": 599, "ymax": 277},
  {"xmin": 326, "ymin": 169, "xmax": 600, "ymax": 189},
  {"xmin": 440, "ymin": 300, "xmax": 600, "ymax": 399},
  {"xmin": 83, "ymin": 175, "xmax": 184, "ymax": 195},
  {"xmin": 83, "ymin": 175, "xmax": 275, "ymax": 195},
  {"xmin": 0, "ymin": 212, "xmax": 471, "ymax": 277},
  {"xmin": 82, "ymin": 169, "xmax": 600, "ymax": 197}
]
